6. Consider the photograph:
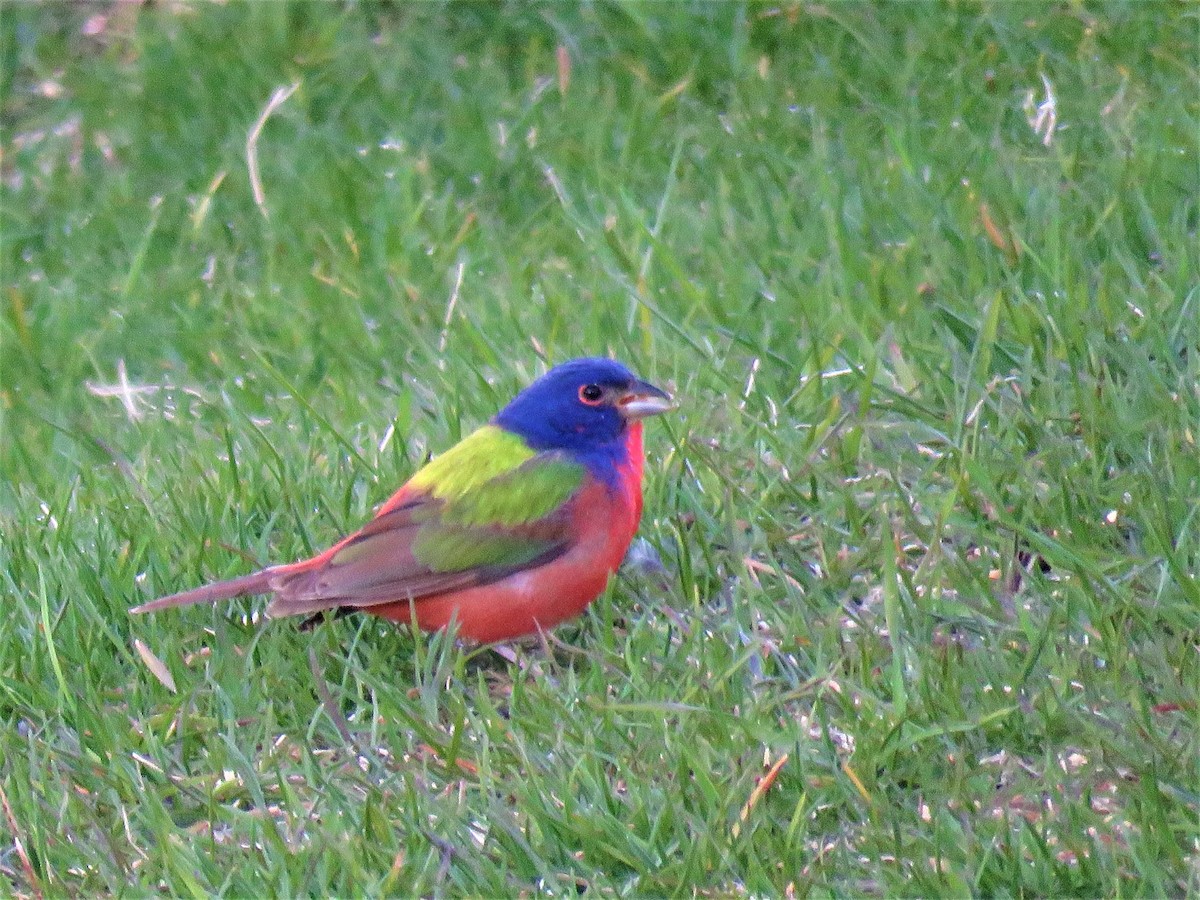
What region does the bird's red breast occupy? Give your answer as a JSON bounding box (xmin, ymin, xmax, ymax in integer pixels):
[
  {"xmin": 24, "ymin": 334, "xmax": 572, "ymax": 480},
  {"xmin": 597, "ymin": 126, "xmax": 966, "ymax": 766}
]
[{"xmin": 363, "ymin": 421, "xmax": 647, "ymax": 641}]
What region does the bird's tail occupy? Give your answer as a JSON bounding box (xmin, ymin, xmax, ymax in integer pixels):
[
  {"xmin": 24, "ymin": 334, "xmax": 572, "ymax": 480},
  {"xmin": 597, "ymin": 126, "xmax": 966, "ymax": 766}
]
[{"xmin": 129, "ymin": 569, "xmax": 278, "ymax": 614}]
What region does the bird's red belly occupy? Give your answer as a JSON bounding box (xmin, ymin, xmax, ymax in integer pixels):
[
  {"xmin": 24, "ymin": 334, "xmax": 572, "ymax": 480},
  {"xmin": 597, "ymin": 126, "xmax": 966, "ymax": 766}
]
[
  {"xmin": 385, "ymin": 560, "xmax": 615, "ymax": 642},
  {"xmin": 371, "ymin": 475, "xmax": 641, "ymax": 642}
]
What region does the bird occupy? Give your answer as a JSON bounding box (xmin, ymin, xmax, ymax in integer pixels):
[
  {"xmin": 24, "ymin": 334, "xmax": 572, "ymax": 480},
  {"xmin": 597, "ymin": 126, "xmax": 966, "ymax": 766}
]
[{"xmin": 130, "ymin": 357, "xmax": 674, "ymax": 643}]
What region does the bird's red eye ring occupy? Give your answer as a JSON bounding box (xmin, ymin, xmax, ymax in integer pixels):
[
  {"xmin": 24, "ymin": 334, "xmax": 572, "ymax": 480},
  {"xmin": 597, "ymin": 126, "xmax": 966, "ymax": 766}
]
[{"xmin": 578, "ymin": 384, "xmax": 604, "ymax": 405}]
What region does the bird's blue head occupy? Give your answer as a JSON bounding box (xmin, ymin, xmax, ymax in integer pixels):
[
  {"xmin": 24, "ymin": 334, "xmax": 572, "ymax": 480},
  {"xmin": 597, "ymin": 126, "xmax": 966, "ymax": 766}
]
[{"xmin": 494, "ymin": 358, "xmax": 672, "ymax": 470}]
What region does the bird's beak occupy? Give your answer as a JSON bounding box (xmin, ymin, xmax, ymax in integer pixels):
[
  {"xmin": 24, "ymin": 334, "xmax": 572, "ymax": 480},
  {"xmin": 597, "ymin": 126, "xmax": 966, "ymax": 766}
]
[{"xmin": 617, "ymin": 379, "xmax": 675, "ymax": 420}]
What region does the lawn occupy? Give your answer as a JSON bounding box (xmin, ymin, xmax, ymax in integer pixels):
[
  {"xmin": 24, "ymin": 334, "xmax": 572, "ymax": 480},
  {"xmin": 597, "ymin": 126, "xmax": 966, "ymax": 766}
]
[{"xmin": 1, "ymin": 1, "xmax": 1197, "ymax": 895}]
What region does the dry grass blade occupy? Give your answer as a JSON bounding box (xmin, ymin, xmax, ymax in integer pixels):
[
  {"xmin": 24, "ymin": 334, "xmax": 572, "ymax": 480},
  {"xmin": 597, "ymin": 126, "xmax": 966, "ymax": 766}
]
[
  {"xmin": 133, "ymin": 638, "xmax": 176, "ymax": 693},
  {"xmin": 246, "ymin": 82, "xmax": 300, "ymax": 220},
  {"xmin": 732, "ymin": 753, "xmax": 789, "ymax": 839}
]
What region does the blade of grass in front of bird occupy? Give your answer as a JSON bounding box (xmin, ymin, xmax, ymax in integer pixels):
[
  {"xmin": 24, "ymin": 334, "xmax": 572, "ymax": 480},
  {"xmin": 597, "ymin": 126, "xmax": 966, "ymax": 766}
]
[{"xmin": 882, "ymin": 516, "xmax": 908, "ymax": 721}]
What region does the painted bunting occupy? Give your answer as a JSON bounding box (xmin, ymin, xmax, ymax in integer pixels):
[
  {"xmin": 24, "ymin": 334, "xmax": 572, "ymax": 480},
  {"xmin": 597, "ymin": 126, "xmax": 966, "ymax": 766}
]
[{"xmin": 130, "ymin": 358, "xmax": 673, "ymax": 642}]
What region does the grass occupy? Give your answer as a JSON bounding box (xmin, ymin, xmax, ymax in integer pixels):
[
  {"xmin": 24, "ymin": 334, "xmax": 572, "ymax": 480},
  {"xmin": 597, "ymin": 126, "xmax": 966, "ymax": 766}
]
[{"xmin": 1, "ymin": 1, "xmax": 1197, "ymax": 895}]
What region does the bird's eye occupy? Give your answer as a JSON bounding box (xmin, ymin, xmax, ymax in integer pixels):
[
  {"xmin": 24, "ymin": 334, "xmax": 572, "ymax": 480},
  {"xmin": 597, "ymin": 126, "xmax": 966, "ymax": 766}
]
[{"xmin": 578, "ymin": 384, "xmax": 604, "ymax": 405}]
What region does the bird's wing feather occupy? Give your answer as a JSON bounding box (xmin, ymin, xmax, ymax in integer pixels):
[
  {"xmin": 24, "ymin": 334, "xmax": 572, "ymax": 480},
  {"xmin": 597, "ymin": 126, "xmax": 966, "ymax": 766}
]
[{"xmin": 266, "ymin": 427, "xmax": 586, "ymax": 618}]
